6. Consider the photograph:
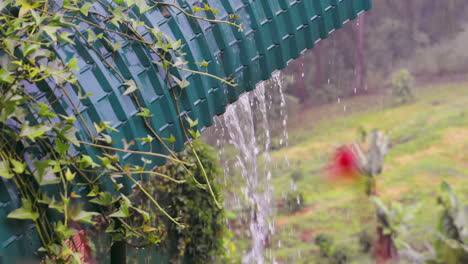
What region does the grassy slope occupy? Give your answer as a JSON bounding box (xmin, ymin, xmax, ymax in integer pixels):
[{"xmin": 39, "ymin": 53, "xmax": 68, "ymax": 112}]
[{"xmin": 269, "ymin": 82, "xmax": 468, "ymax": 263}]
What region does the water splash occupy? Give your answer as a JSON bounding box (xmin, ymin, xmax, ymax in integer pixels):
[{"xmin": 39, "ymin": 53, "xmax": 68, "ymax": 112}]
[
  {"xmin": 272, "ymin": 71, "xmax": 289, "ymax": 147},
  {"xmin": 224, "ymin": 94, "xmax": 266, "ymax": 264}
]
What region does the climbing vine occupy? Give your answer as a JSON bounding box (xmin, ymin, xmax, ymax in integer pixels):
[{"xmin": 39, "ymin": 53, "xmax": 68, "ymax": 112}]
[{"xmin": 0, "ymin": 0, "xmax": 241, "ymax": 262}]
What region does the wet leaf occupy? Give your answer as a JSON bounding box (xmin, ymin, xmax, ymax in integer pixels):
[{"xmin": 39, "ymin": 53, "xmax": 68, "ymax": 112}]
[
  {"xmin": 0, "ymin": 160, "xmax": 13, "ymax": 179},
  {"xmin": 163, "ymin": 134, "xmax": 176, "ymax": 143},
  {"xmin": 33, "ymin": 160, "xmax": 60, "ymax": 185},
  {"xmin": 0, "ymin": 69, "xmax": 15, "ymax": 84},
  {"xmin": 185, "ymin": 116, "xmax": 198, "ymax": 128},
  {"xmin": 136, "ymin": 135, "xmax": 153, "ymax": 143},
  {"xmin": 59, "ymin": 32, "xmax": 75, "ymax": 45},
  {"xmin": 7, "ymin": 201, "xmax": 39, "ymax": 220},
  {"xmin": 67, "ymin": 58, "xmax": 79, "ymax": 71},
  {"xmin": 136, "ymin": 107, "xmax": 152, "ymax": 117},
  {"xmin": 196, "ymin": 60, "xmax": 209, "ymax": 68},
  {"xmin": 72, "ymin": 210, "xmax": 99, "ymax": 224},
  {"xmin": 19, "ymin": 122, "xmax": 51, "ymax": 141},
  {"xmin": 10, "ymin": 159, "xmax": 26, "ymax": 174},
  {"xmin": 135, "ymin": 0, "xmax": 151, "ymax": 14},
  {"xmin": 61, "ymin": 125, "xmax": 80, "ymax": 146},
  {"xmin": 123, "ymin": 80, "xmax": 139, "ymax": 95},
  {"xmin": 90, "ymin": 192, "xmax": 114, "ymax": 206},
  {"xmin": 80, "ymin": 2, "xmax": 94, "ymax": 16},
  {"xmin": 172, "ymin": 75, "xmax": 190, "ymax": 89},
  {"xmin": 65, "ymin": 168, "xmax": 76, "ymax": 181}
]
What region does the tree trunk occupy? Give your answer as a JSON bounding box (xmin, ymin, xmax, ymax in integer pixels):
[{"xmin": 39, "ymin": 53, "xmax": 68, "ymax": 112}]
[
  {"xmin": 354, "ymin": 12, "xmax": 366, "ymax": 93},
  {"xmin": 314, "ymin": 42, "xmax": 323, "ymax": 91},
  {"xmin": 295, "ymin": 56, "xmax": 306, "ymax": 103}
]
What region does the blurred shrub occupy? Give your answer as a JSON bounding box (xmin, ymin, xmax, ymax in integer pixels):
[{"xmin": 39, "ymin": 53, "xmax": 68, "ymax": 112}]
[
  {"xmin": 315, "ymin": 233, "xmax": 351, "ymax": 264},
  {"xmin": 331, "ymin": 246, "xmax": 351, "ymax": 264},
  {"xmin": 358, "ymin": 231, "xmax": 373, "ymax": 253},
  {"xmin": 291, "ymin": 170, "xmax": 304, "ymax": 182},
  {"xmin": 411, "ymin": 27, "xmax": 468, "ymax": 75},
  {"xmin": 285, "ymin": 191, "xmax": 305, "ymax": 213},
  {"xmin": 315, "ymin": 233, "xmax": 335, "ymax": 257},
  {"xmin": 312, "ymin": 83, "xmax": 342, "ymax": 104},
  {"xmin": 391, "ymin": 69, "xmax": 414, "ymax": 104}
]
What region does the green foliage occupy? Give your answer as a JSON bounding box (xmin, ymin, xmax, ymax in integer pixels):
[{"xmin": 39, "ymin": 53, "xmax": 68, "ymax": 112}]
[
  {"xmin": 0, "ymin": 0, "xmax": 241, "ymax": 262},
  {"xmin": 291, "ymin": 170, "xmax": 304, "ymax": 182},
  {"xmin": 433, "ymin": 181, "xmax": 468, "ymax": 263},
  {"xmin": 135, "ymin": 142, "xmax": 229, "ymax": 263},
  {"xmin": 315, "ymin": 233, "xmax": 335, "ymax": 258},
  {"xmin": 285, "ymin": 190, "xmax": 305, "ymax": 214},
  {"xmin": 391, "ymin": 69, "xmax": 415, "ymax": 104}
]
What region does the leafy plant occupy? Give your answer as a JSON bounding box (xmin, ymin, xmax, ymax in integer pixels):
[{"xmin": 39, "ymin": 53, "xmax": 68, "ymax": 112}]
[
  {"xmin": 0, "ymin": 0, "xmax": 241, "ymax": 262},
  {"xmin": 391, "ymin": 69, "xmax": 415, "ymax": 104},
  {"xmin": 285, "ymin": 190, "xmax": 305, "ymax": 214}
]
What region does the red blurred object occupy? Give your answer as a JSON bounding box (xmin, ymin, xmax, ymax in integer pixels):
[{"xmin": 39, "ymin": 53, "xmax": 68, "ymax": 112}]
[
  {"xmin": 326, "ymin": 145, "xmax": 362, "ymax": 183},
  {"xmin": 65, "ymin": 228, "xmax": 96, "ymax": 264}
]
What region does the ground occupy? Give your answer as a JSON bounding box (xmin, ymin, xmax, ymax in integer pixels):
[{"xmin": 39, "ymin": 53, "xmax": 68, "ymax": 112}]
[{"xmin": 266, "ymin": 80, "xmax": 468, "ymax": 263}]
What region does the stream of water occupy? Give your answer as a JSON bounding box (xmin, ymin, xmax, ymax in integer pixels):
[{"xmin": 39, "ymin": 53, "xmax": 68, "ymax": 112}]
[{"xmin": 218, "ymin": 71, "xmax": 288, "ymax": 263}]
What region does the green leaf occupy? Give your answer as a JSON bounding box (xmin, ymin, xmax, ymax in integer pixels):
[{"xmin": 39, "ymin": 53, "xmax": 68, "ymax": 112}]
[
  {"xmin": 3, "ymin": 38, "xmax": 18, "ymax": 55},
  {"xmin": 7, "ymin": 202, "xmax": 39, "ymax": 220},
  {"xmin": 43, "ymin": 26, "xmax": 60, "ymax": 41},
  {"xmin": 162, "ymin": 134, "xmax": 176, "ymax": 143},
  {"xmin": 141, "ymin": 157, "xmax": 152, "ymax": 164},
  {"xmin": 65, "ymin": 168, "xmax": 76, "ymax": 181},
  {"xmin": 61, "ymin": 125, "xmax": 80, "ymax": 146},
  {"xmin": 185, "ymin": 116, "xmax": 198, "ymax": 128},
  {"xmin": 19, "ymin": 122, "xmax": 51, "ymax": 141},
  {"xmin": 79, "ymin": 155, "xmax": 99, "ymax": 169},
  {"xmin": 136, "ymin": 135, "xmax": 153, "ymax": 143},
  {"xmin": 67, "ymin": 58, "xmax": 80, "ymax": 71},
  {"xmin": 30, "ymin": 9, "xmax": 42, "ymax": 24},
  {"xmin": 33, "ymin": 160, "xmax": 60, "ymax": 186},
  {"xmin": 22, "ymin": 43, "xmax": 40, "ymax": 56},
  {"xmin": 171, "ymin": 75, "xmax": 190, "ymax": 89},
  {"xmin": 0, "ymin": 160, "xmax": 13, "ymax": 179},
  {"xmin": 193, "ymin": 6, "xmax": 204, "ymax": 12},
  {"xmin": 109, "ymin": 206, "xmax": 130, "ymax": 218},
  {"xmin": 55, "ymin": 221, "xmax": 76, "ymax": 239},
  {"xmin": 17, "ymin": 0, "xmax": 41, "ymax": 17},
  {"xmin": 58, "ymin": 32, "xmax": 75, "ymax": 45},
  {"xmin": 0, "ymin": 69, "xmax": 15, "ymax": 84},
  {"xmin": 58, "ymin": 114, "xmax": 76, "ymax": 124},
  {"xmin": 133, "ymin": 207, "xmax": 150, "ymax": 221},
  {"xmin": 80, "ymin": 2, "xmax": 94, "ymax": 16},
  {"xmin": 49, "ymin": 197, "xmax": 65, "ymax": 213},
  {"xmin": 189, "ymin": 129, "xmax": 201, "ymax": 139},
  {"xmin": 72, "ymin": 210, "xmax": 99, "ymax": 224},
  {"xmin": 37, "ymin": 103, "xmax": 57, "ymax": 118},
  {"xmin": 10, "ymin": 159, "xmax": 26, "ymax": 174},
  {"xmin": 97, "ymin": 156, "xmax": 117, "ymax": 171},
  {"xmin": 135, "ymin": 0, "xmax": 151, "ymax": 14},
  {"xmin": 123, "ymin": 80, "xmax": 139, "ymax": 95},
  {"xmin": 90, "ymin": 192, "xmax": 114, "ymax": 206},
  {"xmin": 196, "ymin": 60, "xmax": 210, "ymax": 68},
  {"xmin": 55, "ymin": 138, "xmax": 70, "ymax": 154},
  {"xmin": 110, "ymin": 40, "xmax": 122, "ymax": 52},
  {"xmin": 86, "ymin": 29, "xmax": 96, "ymax": 42},
  {"xmin": 136, "ymin": 107, "xmax": 152, "ymax": 117}
]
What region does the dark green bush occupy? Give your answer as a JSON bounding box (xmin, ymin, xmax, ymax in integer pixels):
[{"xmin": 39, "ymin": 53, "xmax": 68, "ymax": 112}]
[
  {"xmin": 291, "ymin": 170, "xmax": 304, "ymax": 182},
  {"xmin": 391, "ymin": 69, "xmax": 415, "ymax": 104},
  {"xmin": 285, "ymin": 191, "xmax": 305, "ymax": 213},
  {"xmin": 133, "ymin": 142, "xmax": 227, "ymax": 264}
]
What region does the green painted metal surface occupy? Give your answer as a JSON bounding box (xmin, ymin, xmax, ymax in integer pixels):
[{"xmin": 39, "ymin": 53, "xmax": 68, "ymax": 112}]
[{"xmin": 1, "ymin": 0, "xmax": 372, "ymax": 261}]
